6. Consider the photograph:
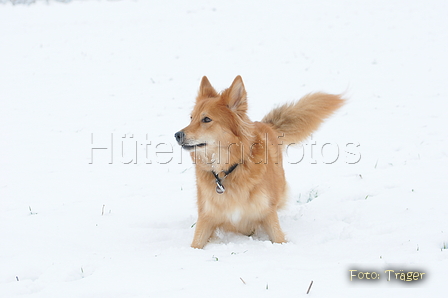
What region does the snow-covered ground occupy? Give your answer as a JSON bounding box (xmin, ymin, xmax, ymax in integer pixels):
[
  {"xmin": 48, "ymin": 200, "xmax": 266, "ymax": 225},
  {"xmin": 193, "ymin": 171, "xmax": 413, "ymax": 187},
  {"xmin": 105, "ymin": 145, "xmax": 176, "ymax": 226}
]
[{"xmin": 1, "ymin": 0, "xmax": 447, "ymax": 297}]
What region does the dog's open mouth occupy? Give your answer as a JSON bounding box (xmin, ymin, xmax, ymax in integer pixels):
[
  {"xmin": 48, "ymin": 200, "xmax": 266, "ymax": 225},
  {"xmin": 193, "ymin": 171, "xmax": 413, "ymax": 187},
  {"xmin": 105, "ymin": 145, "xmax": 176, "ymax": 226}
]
[{"xmin": 182, "ymin": 143, "xmax": 207, "ymax": 151}]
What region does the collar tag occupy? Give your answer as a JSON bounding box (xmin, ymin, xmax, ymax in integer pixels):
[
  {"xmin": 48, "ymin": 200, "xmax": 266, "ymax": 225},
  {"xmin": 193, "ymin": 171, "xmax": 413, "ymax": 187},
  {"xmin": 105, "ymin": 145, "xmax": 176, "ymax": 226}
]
[
  {"xmin": 216, "ymin": 180, "xmax": 225, "ymax": 194},
  {"xmin": 212, "ymin": 163, "xmax": 238, "ymax": 195}
]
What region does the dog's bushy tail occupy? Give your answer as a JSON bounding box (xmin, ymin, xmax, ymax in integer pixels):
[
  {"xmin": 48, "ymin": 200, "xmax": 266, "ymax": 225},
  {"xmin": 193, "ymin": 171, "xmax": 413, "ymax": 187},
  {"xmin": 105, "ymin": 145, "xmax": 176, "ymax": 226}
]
[{"xmin": 261, "ymin": 92, "xmax": 345, "ymax": 145}]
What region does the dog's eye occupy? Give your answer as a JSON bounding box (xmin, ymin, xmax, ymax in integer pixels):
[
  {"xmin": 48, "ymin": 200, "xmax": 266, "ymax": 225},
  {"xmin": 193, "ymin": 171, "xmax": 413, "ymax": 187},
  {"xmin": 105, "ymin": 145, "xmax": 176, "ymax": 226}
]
[{"xmin": 202, "ymin": 117, "xmax": 212, "ymax": 123}]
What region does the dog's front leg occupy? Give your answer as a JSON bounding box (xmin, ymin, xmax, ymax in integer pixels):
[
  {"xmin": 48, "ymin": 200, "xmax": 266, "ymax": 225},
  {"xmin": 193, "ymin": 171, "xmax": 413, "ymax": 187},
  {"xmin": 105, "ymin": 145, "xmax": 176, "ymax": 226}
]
[
  {"xmin": 191, "ymin": 216, "xmax": 215, "ymax": 249},
  {"xmin": 261, "ymin": 211, "xmax": 286, "ymax": 244}
]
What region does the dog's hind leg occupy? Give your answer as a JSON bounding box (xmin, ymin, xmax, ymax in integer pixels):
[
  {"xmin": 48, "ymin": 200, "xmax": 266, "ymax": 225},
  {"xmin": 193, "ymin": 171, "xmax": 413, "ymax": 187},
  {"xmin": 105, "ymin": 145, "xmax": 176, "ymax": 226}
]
[
  {"xmin": 261, "ymin": 211, "xmax": 286, "ymax": 244},
  {"xmin": 191, "ymin": 216, "xmax": 216, "ymax": 249}
]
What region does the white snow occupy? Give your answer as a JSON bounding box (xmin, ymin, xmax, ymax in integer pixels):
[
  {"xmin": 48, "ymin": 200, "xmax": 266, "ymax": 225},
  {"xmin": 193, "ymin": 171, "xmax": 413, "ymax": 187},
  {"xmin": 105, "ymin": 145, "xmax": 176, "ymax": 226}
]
[{"xmin": 1, "ymin": 0, "xmax": 447, "ymax": 297}]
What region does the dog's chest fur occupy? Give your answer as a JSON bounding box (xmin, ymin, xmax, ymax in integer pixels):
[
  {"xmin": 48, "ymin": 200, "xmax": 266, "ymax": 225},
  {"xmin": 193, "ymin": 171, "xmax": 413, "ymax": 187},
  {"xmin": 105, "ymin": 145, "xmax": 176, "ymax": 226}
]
[
  {"xmin": 227, "ymin": 208, "xmax": 242, "ymax": 225},
  {"xmin": 202, "ymin": 186, "xmax": 271, "ymax": 227}
]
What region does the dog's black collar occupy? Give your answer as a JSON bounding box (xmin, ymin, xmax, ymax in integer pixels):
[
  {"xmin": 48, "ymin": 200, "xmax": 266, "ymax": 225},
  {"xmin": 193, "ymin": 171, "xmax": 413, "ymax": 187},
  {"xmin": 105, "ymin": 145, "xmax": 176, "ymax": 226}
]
[{"xmin": 211, "ymin": 163, "xmax": 239, "ymax": 194}]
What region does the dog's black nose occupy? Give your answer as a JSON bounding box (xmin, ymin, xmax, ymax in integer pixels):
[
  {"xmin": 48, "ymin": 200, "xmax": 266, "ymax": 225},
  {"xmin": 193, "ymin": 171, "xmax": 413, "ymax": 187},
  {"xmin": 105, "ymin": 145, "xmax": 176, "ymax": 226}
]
[{"xmin": 174, "ymin": 131, "xmax": 185, "ymax": 145}]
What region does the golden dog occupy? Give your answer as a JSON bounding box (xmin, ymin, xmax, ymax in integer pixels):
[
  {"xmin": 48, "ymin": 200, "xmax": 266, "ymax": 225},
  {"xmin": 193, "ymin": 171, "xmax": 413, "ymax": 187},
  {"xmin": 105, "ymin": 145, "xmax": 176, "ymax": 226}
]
[{"xmin": 175, "ymin": 76, "xmax": 344, "ymax": 248}]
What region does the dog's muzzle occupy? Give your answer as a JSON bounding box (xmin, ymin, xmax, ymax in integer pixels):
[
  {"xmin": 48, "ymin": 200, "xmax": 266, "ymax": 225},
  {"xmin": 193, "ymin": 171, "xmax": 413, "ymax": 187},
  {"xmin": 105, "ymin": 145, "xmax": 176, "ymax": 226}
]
[
  {"xmin": 174, "ymin": 131, "xmax": 185, "ymax": 145},
  {"xmin": 175, "ymin": 131, "xmax": 206, "ymax": 150}
]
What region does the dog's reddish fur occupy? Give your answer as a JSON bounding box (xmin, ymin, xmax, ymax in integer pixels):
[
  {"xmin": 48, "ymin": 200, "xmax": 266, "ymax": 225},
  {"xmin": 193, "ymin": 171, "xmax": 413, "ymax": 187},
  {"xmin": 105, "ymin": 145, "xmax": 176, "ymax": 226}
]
[{"xmin": 176, "ymin": 76, "xmax": 344, "ymax": 249}]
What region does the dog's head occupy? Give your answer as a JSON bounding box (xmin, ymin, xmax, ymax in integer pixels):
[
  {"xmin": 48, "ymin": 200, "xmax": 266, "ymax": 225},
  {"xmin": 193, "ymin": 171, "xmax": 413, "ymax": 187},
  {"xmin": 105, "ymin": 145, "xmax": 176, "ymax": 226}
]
[{"xmin": 175, "ymin": 76, "xmax": 253, "ymax": 161}]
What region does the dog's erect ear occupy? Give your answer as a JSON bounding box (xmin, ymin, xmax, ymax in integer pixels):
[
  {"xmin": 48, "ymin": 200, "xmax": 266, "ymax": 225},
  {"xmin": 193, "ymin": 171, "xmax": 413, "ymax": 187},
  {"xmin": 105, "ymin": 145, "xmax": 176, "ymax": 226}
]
[
  {"xmin": 198, "ymin": 76, "xmax": 218, "ymax": 98},
  {"xmin": 226, "ymin": 75, "xmax": 247, "ymax": 114}
]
